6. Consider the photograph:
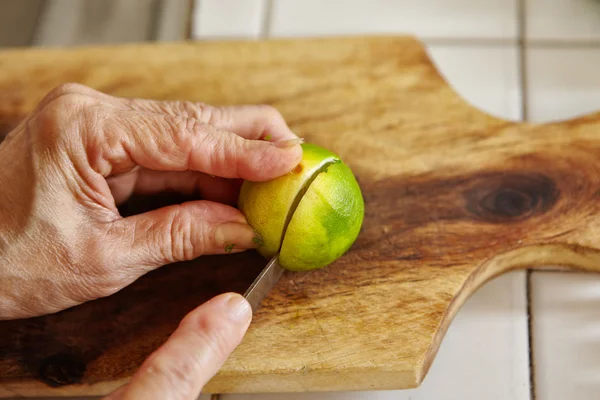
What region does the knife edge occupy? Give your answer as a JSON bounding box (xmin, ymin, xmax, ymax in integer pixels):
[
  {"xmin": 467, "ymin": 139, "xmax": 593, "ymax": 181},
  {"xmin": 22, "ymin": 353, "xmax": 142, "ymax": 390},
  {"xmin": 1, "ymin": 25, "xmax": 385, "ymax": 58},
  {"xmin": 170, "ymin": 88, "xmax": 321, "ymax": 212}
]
[{"xmin": 243, "ymin": 254, "xmax": 285, "ymax": 313}]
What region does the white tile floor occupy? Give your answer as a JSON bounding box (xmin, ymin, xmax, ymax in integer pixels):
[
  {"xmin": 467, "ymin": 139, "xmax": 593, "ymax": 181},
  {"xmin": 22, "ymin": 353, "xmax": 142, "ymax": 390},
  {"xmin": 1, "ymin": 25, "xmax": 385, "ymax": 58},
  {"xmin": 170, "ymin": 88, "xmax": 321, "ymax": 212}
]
[
  {"xmin": 527, "ymin": 46, "xmax": 600, "ymax": 400},
  {"xmin": 192, "ymin": 0, "xmax": 267, "ymax": 39},
  {"xmin": 190, "ymin": 1, "xmax": 600, "ymax": 399},
  {"xmin": 268, "ymin": 0, "xmax": 518, "ymax": 39}
]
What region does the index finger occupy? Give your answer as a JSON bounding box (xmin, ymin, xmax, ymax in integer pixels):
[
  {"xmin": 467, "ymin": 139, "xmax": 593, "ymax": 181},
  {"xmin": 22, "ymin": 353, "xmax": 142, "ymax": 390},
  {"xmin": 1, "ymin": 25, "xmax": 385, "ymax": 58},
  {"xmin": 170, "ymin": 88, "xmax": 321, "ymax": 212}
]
[
  {"xmin": 97, "ymin": 108, "xmax": 303, "ymax": 181},
  {"xmin": 119, "ymin": 99, "xmax": 299, "ymax": 143}
]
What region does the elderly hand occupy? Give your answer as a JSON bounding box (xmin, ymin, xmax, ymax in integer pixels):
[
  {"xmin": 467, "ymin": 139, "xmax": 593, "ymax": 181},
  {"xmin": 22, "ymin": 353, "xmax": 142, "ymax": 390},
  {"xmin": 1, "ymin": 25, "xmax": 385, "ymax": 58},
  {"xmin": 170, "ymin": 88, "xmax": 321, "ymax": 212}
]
[
  {"xmin": 0, "ymin": 83, "xmax": 302, "ymax": 398},
  {"xmin": 0, "ymin": 83, "xmax": 301, "ymax": 319}
]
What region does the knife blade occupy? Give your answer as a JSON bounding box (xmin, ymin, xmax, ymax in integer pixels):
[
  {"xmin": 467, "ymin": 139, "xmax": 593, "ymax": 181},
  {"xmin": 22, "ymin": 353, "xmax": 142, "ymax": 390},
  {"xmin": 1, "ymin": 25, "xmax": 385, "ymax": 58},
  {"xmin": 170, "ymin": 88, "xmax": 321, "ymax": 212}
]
[{"xmin": 243, "ymin": 254, "xmax": 285, "ymax": 313}]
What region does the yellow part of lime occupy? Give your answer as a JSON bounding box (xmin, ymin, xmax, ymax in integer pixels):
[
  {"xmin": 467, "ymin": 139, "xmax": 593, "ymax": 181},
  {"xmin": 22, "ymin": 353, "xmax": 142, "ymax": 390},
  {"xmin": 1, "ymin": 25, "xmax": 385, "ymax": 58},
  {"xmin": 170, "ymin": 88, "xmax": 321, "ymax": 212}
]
[{"xmin": 238, "ymin": 143, "xmax": 365, "ymax": 272}]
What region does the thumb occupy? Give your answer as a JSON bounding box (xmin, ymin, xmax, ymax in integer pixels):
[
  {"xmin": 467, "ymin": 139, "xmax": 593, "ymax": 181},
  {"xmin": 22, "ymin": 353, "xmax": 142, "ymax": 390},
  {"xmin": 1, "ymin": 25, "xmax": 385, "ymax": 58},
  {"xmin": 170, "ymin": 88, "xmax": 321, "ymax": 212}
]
[
  {"xmin": 109, "ymin": 200, "xmax": 261, "ymax": 271},
  {"xmin": 104, "ymin": 293, "xmax": 252, "ymax": 400}
]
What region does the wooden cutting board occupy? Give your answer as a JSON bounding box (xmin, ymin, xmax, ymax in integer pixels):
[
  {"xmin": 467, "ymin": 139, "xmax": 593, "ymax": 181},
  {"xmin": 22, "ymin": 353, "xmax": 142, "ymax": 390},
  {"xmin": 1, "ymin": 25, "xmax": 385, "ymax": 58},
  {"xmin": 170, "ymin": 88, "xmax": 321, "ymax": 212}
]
[{"xmin": 1, "ymin": 36, "xmax": 600, "ymax": 397}]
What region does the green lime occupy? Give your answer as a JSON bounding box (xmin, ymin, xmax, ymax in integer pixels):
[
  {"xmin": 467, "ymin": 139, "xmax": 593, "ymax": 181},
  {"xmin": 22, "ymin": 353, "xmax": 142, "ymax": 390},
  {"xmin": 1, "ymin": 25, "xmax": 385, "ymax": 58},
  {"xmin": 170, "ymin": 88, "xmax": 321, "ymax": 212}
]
[{"xmin": 238, "ymin": 143, "xmax": 364, "ymax": 271}]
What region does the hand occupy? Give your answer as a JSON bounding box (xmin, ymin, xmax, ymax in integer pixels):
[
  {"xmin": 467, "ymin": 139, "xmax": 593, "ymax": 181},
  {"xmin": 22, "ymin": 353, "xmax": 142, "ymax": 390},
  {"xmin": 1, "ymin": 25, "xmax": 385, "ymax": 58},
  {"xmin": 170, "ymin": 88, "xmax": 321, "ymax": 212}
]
[
  {"xmin": 103, "ymin": 292, "xmax": 251, "ymax": 400},
  {"xmin": 0, "ymin": 83, "xmax": 302, "ymax": 320}
]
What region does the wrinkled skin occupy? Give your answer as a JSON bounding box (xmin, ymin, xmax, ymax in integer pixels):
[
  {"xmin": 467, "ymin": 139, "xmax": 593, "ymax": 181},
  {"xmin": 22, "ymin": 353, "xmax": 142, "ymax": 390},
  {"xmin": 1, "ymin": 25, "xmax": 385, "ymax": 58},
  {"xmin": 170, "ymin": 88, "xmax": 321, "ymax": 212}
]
[{"xmin": 0, "ymin": 83, "xmax": 303, "ymax": 399}]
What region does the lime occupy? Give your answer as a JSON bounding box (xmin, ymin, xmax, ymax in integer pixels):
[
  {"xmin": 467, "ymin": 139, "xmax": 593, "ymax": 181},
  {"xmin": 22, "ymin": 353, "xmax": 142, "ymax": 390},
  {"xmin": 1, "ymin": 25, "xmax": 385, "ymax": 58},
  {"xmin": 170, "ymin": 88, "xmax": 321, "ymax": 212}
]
[{"xmin": 238, "ymin": 143, "xmax": 364, "ymax": 271}]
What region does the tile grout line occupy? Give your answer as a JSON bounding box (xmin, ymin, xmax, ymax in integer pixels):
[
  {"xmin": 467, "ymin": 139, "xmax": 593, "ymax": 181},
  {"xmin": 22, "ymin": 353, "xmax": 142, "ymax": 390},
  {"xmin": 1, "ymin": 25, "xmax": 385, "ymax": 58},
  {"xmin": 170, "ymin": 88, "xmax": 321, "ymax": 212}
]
[
  {"xmin": 525, "ymin": 39, "xmax": 600, "ymax": 48},
  {"xmin": 148, "ymin": 0, "xmax": 163, "ymax": 41},
  {"xmin": 249, "ymin": 36, "xmax": 600, "ymax": 48},
  {"xmin": 526, "ymin": 271, "xmax": 536, "ymax": 400},
  {"xmin": 28, "ymin": 0, "xmax": 49, "ymax": 46},
  {"xmin": 517, "ymin": 1, "xmax": 536, "ymax": 399},
  {"xmin": 190, "ymin": 0, "xmax": 204, "ymax": 40},
  {"xmin": 184, "ymin": 0, "xmax": 196, "ymax": 40},
  {"xmin": 260, "ymin": 0, "xmax": 274, "ymax": 39},
  {"xmin": 423, "ymin": 37, "xmax": 600, "ymax": 47}
]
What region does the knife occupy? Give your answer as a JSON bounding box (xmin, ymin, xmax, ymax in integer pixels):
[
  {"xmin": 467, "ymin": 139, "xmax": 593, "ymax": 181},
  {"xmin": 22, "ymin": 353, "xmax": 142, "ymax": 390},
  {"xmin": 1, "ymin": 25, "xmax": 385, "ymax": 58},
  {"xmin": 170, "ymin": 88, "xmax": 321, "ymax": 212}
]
[{"xmin": 243, "ymin": 254, "xmax": 286, "ymax": 313}]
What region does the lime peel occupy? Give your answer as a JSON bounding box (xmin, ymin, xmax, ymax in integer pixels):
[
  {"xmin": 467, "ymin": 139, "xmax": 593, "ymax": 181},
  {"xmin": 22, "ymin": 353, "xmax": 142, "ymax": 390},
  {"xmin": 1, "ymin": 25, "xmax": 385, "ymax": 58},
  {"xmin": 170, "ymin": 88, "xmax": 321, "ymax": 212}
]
[{"xmin": 238, "ymin": 143, "xmax": 364, "ymax": 271}]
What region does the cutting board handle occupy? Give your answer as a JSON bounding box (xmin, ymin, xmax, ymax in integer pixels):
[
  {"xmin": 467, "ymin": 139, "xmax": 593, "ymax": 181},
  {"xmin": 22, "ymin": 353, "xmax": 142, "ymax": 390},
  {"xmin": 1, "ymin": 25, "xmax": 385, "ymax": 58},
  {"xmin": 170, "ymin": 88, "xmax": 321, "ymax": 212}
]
[{"xmin": 330, "ymin": 40, "xmax": 600, "ymax": 385}]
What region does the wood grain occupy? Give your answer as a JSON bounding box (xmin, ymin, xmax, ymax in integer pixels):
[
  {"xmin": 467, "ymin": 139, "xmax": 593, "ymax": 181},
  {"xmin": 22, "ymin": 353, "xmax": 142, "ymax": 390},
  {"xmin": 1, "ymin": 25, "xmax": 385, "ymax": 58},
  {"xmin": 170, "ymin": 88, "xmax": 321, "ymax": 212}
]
[{"xmin": 1, "ymin": 36, "xmax": 600, "ymax": 396}]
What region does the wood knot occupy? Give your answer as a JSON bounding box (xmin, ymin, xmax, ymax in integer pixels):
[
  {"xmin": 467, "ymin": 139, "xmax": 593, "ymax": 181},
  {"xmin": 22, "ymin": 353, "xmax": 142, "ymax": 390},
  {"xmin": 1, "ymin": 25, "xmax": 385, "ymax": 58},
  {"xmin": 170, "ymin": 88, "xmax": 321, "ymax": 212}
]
[
  {"xmin": 38, "ymin": 353, "xmax": 86, "ymax": 387},
  {"xmin": 464, "ymin": 172, "xmax": 559, "ymax": 223}
]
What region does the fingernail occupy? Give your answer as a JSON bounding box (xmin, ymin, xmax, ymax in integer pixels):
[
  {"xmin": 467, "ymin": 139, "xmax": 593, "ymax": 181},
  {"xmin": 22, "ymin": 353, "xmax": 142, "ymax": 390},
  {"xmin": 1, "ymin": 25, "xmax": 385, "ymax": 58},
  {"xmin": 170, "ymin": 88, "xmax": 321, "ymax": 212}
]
[
  {"xmin": 224, "ymin": 294, "xmax": 252, "ymax": 322},
  {"xmin": 273, "ymin": 137, "xmax": 304, "ymax": 148},
  {"xmin": 214, "ymin": 222, "xmax": 260, "ymax": 253}
]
